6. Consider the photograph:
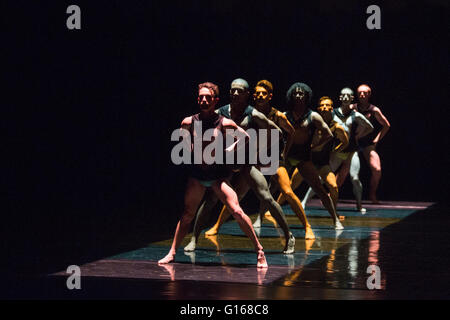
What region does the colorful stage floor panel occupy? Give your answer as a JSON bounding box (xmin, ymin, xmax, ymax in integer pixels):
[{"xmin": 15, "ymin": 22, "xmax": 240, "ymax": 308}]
[{"xmin": 51, "ymin": 200, "xmax": 439, "ymax": 298}]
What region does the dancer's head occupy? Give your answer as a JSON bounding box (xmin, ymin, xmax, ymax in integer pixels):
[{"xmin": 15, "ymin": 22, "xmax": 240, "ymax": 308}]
[
  {"xmin": 198, "ymin": 82, "xmax": 219, "ymax": 111},
  {"xmin": 230, "ymin": 78, "xmax": 250, "ymax": 106},
  {"xmin": 357, "ymin": 84, "xmax": 372, "ymax": 103},
  {"xmin": 339, "ymin": 87, "xmax": 354, "ymax": 105},
  {"xmin": 253, "ymin": 80, "xmax": 273, "ymax": 108},
  {"xmin": 317, "ymin": 96, "xmax": 334, "ymax": 124},
  {"xmin": 286, "ymin": 82, "xmax": 313, "ymax": 110}
]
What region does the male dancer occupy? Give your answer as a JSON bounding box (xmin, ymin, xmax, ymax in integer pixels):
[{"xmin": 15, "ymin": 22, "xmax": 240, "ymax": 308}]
[
  {"xmin": 350, "ymin": 84, "xmax": 390, "ymax": 203},
  {"xmin": 301, "ymin": 88, "xmax": 374, "ymax": 212},
  {"xmin": 282, "ymin": 82, "xmax": 343, "ymax": 229},
  {"xmin": 159, "ymin": 82, "xmax": 267, "ymax": 268},
  {"xmin": 184, "ymin": 78, "xmax": 295, "ymax": 253},
  {"xmin": 206, "ymin": 80, "xmax": 316, "ymax": 239},
  {"xmin": 285, "ymin": 96, "xmax": 349, "ymax": 212}
]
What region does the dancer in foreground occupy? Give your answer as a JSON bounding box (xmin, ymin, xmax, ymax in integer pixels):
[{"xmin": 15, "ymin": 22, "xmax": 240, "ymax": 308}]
[
  {"xmin": 185, "ymin": 78, "xmax": 295, "ymax": 254},
  {"xmin": 159, "ymin": 82, "xmax": 267, "ymax": 268}
]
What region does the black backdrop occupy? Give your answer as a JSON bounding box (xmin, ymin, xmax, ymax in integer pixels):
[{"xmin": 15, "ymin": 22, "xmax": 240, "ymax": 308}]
[{"xmin": 3, "ymin": 1, "xmax": 449, "ymax": 276}]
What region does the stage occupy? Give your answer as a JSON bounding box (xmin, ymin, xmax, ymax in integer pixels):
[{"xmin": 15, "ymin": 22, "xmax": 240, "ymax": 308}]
[{"xmin": 36, "ymin": 199, "xmax": 449, "ymax": 300}]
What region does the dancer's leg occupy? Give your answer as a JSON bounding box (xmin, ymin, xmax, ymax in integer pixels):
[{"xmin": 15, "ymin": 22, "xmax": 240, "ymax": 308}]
[
  {"xmin": 254, "ymin": 175, "xmax": 279, "ymax": 228},
  {"xmin": 211, "ymin": 180, "xmax": 268, "ymax": 268},
  {"xmin": 277, "ymin": 167, "xmax": 304, "ymax": 204},
  {"xmin": 159, "ymin": 178, "xmax": 206, "ymax": 264},
  {"xmin": 349, "ymin": 152, "xmax": 365, "ymax": 212},
  {"xmin": 303, "ymin": 153, "xmax": 344, "ymax": 208},
  {"xmin": 184, "ymin": 189, "xmax": 219, "ymax": 251},
  {"xmin": 362, "ymin": 145, "xmax": 381, "ymax": 203},
  {"xmin": 319, "ymin": 165, "xmax": 339, "ymax": 210},
  {"xmin": 244, "ymin": 166, "xmax": 295, "ymax": 253},
  {"xmin": 298, "ymin": 161, "xmax": 343, "ymax": 229},
  {"xmin": 276, "ymin": 166, "xmax": 315, "ymax": 240},
  {"xmin": 204, "ymin": 173, "xmax": 250, "ymax": 235},
  {"xmin": 336, "ymin": 153, "xmax": 352, "ymax": 188}
]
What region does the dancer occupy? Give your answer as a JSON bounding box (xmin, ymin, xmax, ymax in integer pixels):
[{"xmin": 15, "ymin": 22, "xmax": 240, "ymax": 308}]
[
  {"xmin": 206, "ymin": 80, "xmax": 315, "ymax": 239},
  {"xmin": 281, "ymin": 82, "xmax": 343, "ymax": 229},
  {"xmin": 351, "ymin": 84, "xmax": 390, "ymax": 203},
  {"xmin": 159, "ymin": 82, "xmax": 267, "ymax": 268},
  {"xmin": 301, "ymin": 87, "xmax": 374, "ymax": 212},
  {"xmin": 184, "ymin": 78, "xmax": 295, "ymax": 254},
  {"xmin": 286, "ymin": 96, "xmax": 348, "ymax": 212}
]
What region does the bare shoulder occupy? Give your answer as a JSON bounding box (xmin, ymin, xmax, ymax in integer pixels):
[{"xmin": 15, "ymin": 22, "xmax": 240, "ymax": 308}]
[
  {"xmin": 311, "ymin": 111, "xmax": 323, "ymax": 121},
  {"xmin": 222, "ymin": 117, "xmax": 237, "ymax": 128},
  {"xmin": 335, "ymin": 122, "xmax": 346, "ymax": 132},
  {"xmin": 252, "ymin": 108, "xmax": 268, "ymax": 120},
  {"xmin": 372, "ymin": 105, "xmax": 383, "ymax": 114},
  {"xmin": 277, "ymin": 110, "xmax": 288, "ymax": 121},
  {"xmin": 181, "ymin": 116, "xmax": 193, "ymax": 126}
]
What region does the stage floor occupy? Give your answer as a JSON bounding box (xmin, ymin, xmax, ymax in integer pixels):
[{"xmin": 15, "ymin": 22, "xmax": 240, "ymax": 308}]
[{"xmin": 44, "ymin": 199, "xmax": 450, "ymax": 299}]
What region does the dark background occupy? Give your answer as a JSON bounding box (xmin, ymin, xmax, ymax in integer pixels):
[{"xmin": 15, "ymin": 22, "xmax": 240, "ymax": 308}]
[{"xmin": 2, "ymin": 1, "xmax": 448, "ymax": 280}]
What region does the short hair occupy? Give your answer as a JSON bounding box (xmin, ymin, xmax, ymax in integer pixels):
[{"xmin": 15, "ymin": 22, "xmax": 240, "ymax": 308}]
[
  {"xmin": 255, "ymin": 80, "xmax": 273, "ymax": 94},
  {"xmin": 198, "ymin": 82, "xmax": 219, "ymax": 97},
  {"xmin": 340, "ymin": 87, "xmax": 354, "ymax": 95},
  {"xmin": 318, "ymin": 96, "xmax": 333, "ymax": 106},
  {"xmin": 357, "ymin": 84, "xmax": 372, "ymax": 94},
  {"xmin": 286, "ymin": 82, "xmax": 313, "ymax": 109},
  {"xmin": 231, "ymin": 78, "xmax": 249, "ymax": 90}
]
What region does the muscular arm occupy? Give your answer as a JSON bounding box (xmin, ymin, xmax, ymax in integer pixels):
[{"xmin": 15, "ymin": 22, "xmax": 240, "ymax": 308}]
[
  {"xmin": 311, "ymin": 112, "xmax": 333, "ymax": 148},
  {"xmin": 222, "ymin": 118, "xmax": 250, "ymax": 153},
  {"xmin": 251, "ymin": 109, "xmax": 283, "ymax": 156},
  {"xmin": 277, "ymin": 112, "xmax": 295, "ymax": 160},
  {"xmin": 251, "ymin": 109, "xmax": 282, "ymax": 134},
  {"xmin": 372, "ymin": 107, "xmax": 391, "ymax": 144},
  {"xmin": 354, "ymin": 112, "xmax": 374, "ymax": 140},
  {"xmin": 181, "ymin": 116, "xmax": 192, "ymax": 131}
]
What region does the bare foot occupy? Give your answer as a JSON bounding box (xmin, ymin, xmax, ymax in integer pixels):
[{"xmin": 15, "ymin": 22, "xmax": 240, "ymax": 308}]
[
  {"xmin": 205, "ymin": 226, "xmax": 218, "ymax": 236},
  {"xmin": 253, "ymin": 215, "xmax": 262, "ymax": 228},
  {"xmin": 334, "ymin": 220, "xmax": 344, "ymax": 230},
  {"xmin": 257, "ymin": 250, "xmax": 268, "ymax": 269},
  {"xmin": 184, "ymin": 238, "xmax": 196, "ymax": 252},
  {"xmin": 158, "ymin": 252, "xmax": 175, "ymax": 264},
  {"xmin": 283, "ymin": 232, "xmax": 296, "ymax": 254},
  {"xmin": 305, "ymin": 226, "xmax": 316, "ymax": 240}
]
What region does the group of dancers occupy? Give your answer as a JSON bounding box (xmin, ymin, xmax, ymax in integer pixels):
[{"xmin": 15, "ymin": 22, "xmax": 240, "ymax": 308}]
[{"xmin": 158, "ymin": 79, "xmax": 390, "ymax": 268}]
